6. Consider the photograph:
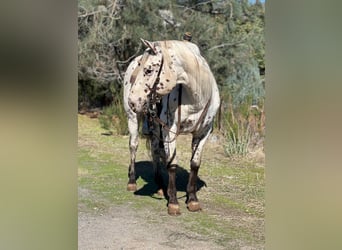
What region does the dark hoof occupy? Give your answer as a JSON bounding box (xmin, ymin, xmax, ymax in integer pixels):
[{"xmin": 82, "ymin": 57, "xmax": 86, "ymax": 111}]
[
  {"xmin": 168, "ymin": 204, "xmax": 181, "ymax": 216},
  {"xmin": 187, "ymin": 201, "xmax": 202, "ymax": 212},
  {"xmin": 157, "ymin": 189, "xmax": 164, "ymax": 197},
  {"xmin": 127, "ymin": 183, "xmax": 137, "ymax": 192}
]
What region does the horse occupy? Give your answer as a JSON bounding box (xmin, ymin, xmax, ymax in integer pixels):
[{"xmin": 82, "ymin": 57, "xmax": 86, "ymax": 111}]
[{"xmin": 123, "ymin": 39, "xmax": 220, "ymax": 215}]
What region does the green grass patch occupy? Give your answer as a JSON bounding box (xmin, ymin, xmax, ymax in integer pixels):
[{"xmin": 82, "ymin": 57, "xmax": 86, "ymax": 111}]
[
  {"xmin": 182, "ymin": 211, "xmax": 254, "ymax": 248},
  {"xmin": 212, "ymin": 195, "xmax": 245, "ymax": 211},
  {"xmin": 79, "ymin": 149, "xmax": 132, "ymax": 205}
]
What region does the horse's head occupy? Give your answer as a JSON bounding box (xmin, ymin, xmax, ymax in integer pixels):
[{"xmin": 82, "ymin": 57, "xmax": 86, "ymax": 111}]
[{"xmin": 128, "ymin": 39, "xmax": 177, "ymax": 113}]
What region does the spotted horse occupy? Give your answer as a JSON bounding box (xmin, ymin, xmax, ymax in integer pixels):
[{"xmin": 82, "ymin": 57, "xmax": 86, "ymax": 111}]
[{"xmin": 123, "ymin": 39, "xmax": 220, "ymax": 215}]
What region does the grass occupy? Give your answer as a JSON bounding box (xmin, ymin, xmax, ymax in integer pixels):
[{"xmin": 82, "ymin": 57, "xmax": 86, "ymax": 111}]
[
  {"xmin": 78, "ymin": 114, "xmax": 265, "ymax": 248},
  {"xmin": 221, "ymin": 96, "xmax": 265, "ymax": 159}
]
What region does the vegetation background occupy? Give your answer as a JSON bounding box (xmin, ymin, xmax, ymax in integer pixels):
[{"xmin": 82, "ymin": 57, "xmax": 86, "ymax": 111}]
[{"xmin": 78, "ymin": 0, "xmax": 265, "ymax": 158}]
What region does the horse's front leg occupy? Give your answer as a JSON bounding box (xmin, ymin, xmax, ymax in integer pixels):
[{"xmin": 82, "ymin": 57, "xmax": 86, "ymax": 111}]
[
  {"xmin": 127, "ymin": 115, "xmax": 139, "ymax": 191},
  {"xmin": 163, "ymin": 129, "xmax": 180, "ymax": 215},
  {"xmin": 150, "ymin": 122, "xmax": 164, "ymax": 196},
  {"xmin": 187, "ymin": 127, "xmax": 212, "ymax": 212}
]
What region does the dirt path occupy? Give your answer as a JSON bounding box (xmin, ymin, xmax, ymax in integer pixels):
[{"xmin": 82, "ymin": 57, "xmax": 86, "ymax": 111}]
[{"xmin": 78, "ymin": 204, "xmax": 226, "ymax": 250}]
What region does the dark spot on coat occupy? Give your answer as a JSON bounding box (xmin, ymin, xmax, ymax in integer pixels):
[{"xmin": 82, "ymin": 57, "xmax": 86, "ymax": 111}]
[
  {"xmin": 144, "ymin": 89, "xmax": 148, "ymax": 93},
  {"xmin": 138, "ymin": 63, "xmax": 140, "ymax": 66},
  {"xmin": 160, "ymin": 82, "xmax": 164, "ymax": 86},
  {"xmin": 166, "ymin": 79, "xmax": 170, "ymax": 82},
  {"xmin": 130, "ymin": 75, "xmax": 136, "ymax": 83}
]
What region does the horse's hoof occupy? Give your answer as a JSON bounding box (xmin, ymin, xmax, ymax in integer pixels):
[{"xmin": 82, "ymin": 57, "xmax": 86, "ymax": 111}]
[
  {"xmin": 127, "ymin": 183, "xmax": 137, "ymax": 192},
  {"xmin": 168, "ymin": 204, "xmax": 181, "ymax": 216},
  {"xmin": 187, "ymin": 201, "xmax": 202, "ymax": 212},
  {"xmin": 157, "ymin": 189, "xmax": 164, "ymax": 196}
]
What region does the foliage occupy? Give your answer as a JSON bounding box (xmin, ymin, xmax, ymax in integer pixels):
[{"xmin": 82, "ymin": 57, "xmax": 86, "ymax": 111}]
[
  {"xmin": 78, "ymin": 0, "xmax": 265, "ymax": 107},
  {"xmin": 78, "ymin": 0, "xmax": 125, "ymax": 108}
]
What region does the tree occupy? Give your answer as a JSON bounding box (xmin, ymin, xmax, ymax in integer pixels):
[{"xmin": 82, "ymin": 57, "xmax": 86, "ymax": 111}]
[{"xmin": 78, "ymin": 0, "xmax": 265, "ymax": 108}]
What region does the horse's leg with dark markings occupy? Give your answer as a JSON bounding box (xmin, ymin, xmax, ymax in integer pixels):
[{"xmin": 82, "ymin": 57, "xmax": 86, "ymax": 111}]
[
  {"xmin": 150, "ymin": 123, "xmax": 164, "ymax": 196},
  {"xmin": 163, "ymin": 130, "xmax": 180, "ymax": 215},
  {"xmin": 127, "ymin": 115, "xmax": 139, "ymax": 191},
  {"xmin": 167, "ymin": 162, "xmax": 179, "ymax": 215},
  {"xmin": 187, "ymin": 126, "xmax": 212, "ymax": 211}
]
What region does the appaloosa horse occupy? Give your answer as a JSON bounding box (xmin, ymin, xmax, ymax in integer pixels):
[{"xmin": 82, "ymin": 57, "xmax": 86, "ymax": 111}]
[{"xmin": 123, "ymin": 39, "xmax": 220, "ymax": 215}]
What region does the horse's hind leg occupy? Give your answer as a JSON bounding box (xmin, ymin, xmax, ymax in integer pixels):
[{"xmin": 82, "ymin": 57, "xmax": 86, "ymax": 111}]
[
  {"xmin": 127, "ymin": 116, "xmax": 139, "ymax": 191},
  {"xmin": 187, "ymin": 127, "xmax": 212, "ymax": 212}
]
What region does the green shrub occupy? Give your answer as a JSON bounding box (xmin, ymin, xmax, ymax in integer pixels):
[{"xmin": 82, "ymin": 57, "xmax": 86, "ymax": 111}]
[
  {"xmin": 225, "ymin": 121, "xmax": 251, "ymax": 158},
  {"xmin": 223, "ymin": 95, "xmax": 265, "ymax": 158},
  {"xmin": 98, "ymin": 97, "xmax": 128, "ymax": 135}
]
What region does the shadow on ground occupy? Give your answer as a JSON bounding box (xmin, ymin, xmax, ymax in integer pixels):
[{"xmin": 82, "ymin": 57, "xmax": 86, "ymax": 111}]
[{"xmin": 133, "ymin": 161, "xmax": 206, "ymax": 200}]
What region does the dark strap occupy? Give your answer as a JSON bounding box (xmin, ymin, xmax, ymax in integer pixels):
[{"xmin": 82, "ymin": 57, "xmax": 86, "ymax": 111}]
[
  {"xmin": 176, "ymin": 85, "xmax": 182, "ymax": 135},
  {"xmin": 152, "ymin": 85, "xmax": 182, "ymax": 143}
]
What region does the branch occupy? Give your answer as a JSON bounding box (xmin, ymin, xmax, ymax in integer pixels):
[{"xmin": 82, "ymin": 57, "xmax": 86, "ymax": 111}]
[
  {"xmin": 116, "ymin": 43, "xmax": 142, "ymax": 64},
  {"xmin": 208, "ymin": 42, "xmax": 241, "ymax": 51},
  {"xmin": 208, "ymin": 36, "xmax": 249, "ymax": 51},
  {"xmin": 228, "ymin": 2, "xmax": 233, "ymax": 19},
  {"xmin": 78, "ymin": 9, "xmax": 105, "ymax": 18}
]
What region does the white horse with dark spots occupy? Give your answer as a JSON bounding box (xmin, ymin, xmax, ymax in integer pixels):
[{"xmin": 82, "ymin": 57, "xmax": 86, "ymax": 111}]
[{"xmin": 123, "ymin": 39, "xmax": 220, "ymax": 215}]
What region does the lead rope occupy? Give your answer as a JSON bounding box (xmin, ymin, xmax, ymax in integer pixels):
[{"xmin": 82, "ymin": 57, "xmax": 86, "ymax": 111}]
[
  {"xmin": 152, "ymin": 85, "xmax": 182, "ymax": 143},
  {"xmin": 145, "ymin": 54, "xmax": 179, "ymax": 143}
]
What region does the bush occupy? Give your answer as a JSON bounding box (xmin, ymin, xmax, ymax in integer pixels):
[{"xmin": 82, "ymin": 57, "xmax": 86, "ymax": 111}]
[
  {"xmin": 225, "ymin": 124, "xmax": 251, "ymax": 158},
  {"xmin": 223, "ymin": 96, "xmax": 265, "ymax": 158},
  {"xmin": 98, "ymin": 97, "xmax": 128, "ymax": 135}
]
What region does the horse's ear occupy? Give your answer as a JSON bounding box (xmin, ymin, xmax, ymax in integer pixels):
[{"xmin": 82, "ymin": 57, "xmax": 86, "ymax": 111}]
[{"xmin": 140, "ymin": 38, "xmax": 157, "ymax": 54}]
